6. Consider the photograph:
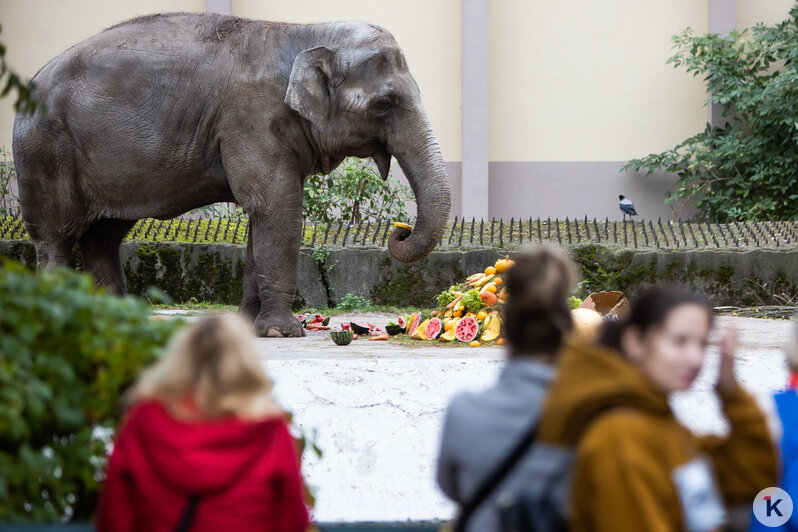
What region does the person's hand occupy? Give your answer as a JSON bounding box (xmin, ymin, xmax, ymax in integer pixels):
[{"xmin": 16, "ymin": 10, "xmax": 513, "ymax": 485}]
[{"xmin": 716, "ymin": 326, "xmax": 738, "ymax": 393}]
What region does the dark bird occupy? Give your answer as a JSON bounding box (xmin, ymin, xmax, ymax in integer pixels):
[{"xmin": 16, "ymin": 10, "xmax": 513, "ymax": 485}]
[{"xmin": 619, "ymin": 195, "xmax": 637, "ymax": 221}]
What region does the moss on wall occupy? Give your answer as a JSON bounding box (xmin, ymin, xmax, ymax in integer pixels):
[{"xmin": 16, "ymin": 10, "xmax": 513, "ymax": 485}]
[{"xmin": 1, "ymin": 241, "xmax": 795, "ymax": 307}]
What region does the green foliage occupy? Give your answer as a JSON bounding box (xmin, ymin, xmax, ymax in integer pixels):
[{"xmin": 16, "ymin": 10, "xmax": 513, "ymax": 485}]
[
  {"xmin": 624, "ymin": 10, "xmax": 798, "ymax": 221},
  {"xmin": 337, "ymin": 292, "xmax": 372, "ymax": 311},
  {"xmin": 303, "ymin": 157, "xmax": 413, "ymax": 225},
  {"xmin": 312, "ymin": 246, "xmax": 331, "ymax": 266},
  {"xmin": 0, "ymin": 148, "xmax": 17, "ymax": 217},
  {"xmin": 0, "ymin": 259, "xmax": 181, "ymax": 521},
  {"xmin": 461, "ymin": 289, "xmax": 484, "ymax": 313},
  {"xmin": 437, "ymin": 289, "xmax": 456, "ymax": 308}
]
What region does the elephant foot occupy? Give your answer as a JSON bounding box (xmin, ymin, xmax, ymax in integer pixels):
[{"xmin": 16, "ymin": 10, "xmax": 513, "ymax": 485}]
[{"xmin": 254, "ymin": 312, "xmax": 306, "ymax": 338}]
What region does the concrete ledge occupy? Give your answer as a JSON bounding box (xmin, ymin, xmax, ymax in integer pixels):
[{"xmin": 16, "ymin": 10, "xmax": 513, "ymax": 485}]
[{"xmin": 1, "ymin": 241, "xmax": 795, "ymax": 307}]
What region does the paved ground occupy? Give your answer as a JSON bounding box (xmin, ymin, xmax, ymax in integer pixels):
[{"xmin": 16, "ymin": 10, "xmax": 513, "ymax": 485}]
[{"xmin": 155, "ymin": 310, "xmax": 795, "ymax": 522}]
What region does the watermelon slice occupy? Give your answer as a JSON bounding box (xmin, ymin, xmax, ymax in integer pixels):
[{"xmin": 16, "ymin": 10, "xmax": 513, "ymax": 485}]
[
  {"xmin": 397, "ymin": 316, "xmax": 406, "ymax": 329},
  {"xmin": 350, "ymin": 322, "xmax": 371, "ymax": 335},
  {"xmin": 455, "ymin": 316, "xmax": 480, "ymax": 343},
  {"xmin": 425, "ymin": 318, "xmax": 443, "ymax": 340},
  {"xmin": 407, "ymin": 313, "xmax": 422, "ymax": 336}
]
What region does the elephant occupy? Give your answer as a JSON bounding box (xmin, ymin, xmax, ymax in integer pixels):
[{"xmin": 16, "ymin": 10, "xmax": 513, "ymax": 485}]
[{"xmin": 13, "ymin": 12, "xmax": 451, "ymax": 337}]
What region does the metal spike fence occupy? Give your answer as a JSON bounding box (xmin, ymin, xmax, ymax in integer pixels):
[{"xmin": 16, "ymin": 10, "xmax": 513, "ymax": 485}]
[{"xmin": 1, "ymin": 215, "xmax": 797, "ymax": 251}]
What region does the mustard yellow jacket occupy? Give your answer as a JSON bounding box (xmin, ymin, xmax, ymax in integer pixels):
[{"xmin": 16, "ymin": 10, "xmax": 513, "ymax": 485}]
[{"xmin": 538, "ymin": 339, "xmax": 778, "ymax": 532}]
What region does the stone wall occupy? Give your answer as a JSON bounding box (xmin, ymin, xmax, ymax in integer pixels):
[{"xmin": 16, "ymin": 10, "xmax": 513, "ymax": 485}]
[{"xmin": 2, "ymin": 240, "xmax": 796, "ymax": 307}]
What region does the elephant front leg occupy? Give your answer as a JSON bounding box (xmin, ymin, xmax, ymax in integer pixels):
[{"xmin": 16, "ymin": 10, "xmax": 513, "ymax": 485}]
[
  {"xmin": 248, "ymin": 206, "xmax": 305, "ymax": 338},
  {"xmin": 238, "ymin": 221, "xmax": 262, "ymax": 321}
]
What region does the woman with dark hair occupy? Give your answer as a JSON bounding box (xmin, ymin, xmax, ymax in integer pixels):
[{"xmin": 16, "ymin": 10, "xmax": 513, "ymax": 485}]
[
  {"xmin": 436, "ymin": 245, "xmax": 578, "ymax": 531},
  {"xmin": 537, "ymin": 286, "xmax": 778, "ymax": 531}
]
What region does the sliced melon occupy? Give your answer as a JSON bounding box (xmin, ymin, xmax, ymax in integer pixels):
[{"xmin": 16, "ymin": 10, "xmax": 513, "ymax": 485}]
[
  {"xmin": 412, "ymin": 318, "xmax": 431, "ymax": 340},
  {"xmin": 480, "ymin": 314, "xmax": 501, "ymax": 342},
  {"xmin": 455, "ymin": 316, "xmax": 480, "ymax": 343},
  {"xmin": 406, "ymin": 313, "xmax": 420, "ymax": 334},
  {"xmin": 439, "ymin": 327, "xmax": 457, "ymax": 341},
  {"xmin": 425, "ymin": 318, "xmax": 443, "ymax": 340}
]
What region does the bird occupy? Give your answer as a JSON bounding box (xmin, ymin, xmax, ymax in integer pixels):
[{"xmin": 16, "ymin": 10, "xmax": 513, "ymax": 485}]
[{"xmin": 619, "ymin": 195, "xmax": 637, "ymax": 221}]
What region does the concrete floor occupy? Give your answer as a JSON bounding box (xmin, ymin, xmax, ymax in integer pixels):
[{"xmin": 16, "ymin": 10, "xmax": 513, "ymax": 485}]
[{"xmin": 245, "ymin": 314, "xmax": 794, "ymax": 522}]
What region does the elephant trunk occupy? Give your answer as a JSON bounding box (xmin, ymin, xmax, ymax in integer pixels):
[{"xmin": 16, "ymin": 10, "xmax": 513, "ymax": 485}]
[{"xmin": 388, "ymin": 112, "xmax": 451, "ymax": 263}]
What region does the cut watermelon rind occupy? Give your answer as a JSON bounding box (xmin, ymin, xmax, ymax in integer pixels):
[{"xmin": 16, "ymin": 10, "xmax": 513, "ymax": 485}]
[
  {"xmin": 455, "ymin": 316, "xmax": 480, "ymax": 343},
  {"xmin": 407, "ymin": 313, "xmax": 422, "ymax": 336},
  {"xmin": 425, "ymin": 318, "xmax": 443, "ymax": 340}
]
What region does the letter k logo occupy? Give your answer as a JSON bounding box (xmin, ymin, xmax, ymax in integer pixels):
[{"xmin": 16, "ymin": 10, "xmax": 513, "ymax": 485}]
[{"xmin": 765, "ymin": 495, "xmax": 784, "ymax": 517}]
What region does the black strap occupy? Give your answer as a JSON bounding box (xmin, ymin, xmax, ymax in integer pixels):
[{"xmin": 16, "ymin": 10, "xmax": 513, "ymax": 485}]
[
  {"xmin": 453, "ymin": 421, "xmax": 539, "ymax": 532},
  {"xmin": 174, "ymin": 495, "xmax": 200, "ymax": 532}
]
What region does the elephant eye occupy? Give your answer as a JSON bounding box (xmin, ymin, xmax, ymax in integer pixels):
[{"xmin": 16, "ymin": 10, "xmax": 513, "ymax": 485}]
[{"xmin": 372, "ymin": 97, "xmax": 393, "ymax": 114}]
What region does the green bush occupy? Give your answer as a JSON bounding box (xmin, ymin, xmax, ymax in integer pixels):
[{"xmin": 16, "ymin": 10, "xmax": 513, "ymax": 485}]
[
  {"xmin": 303, "ymin": 157, "xmax": 413, "ymax": 225},
  {"xmin": 337, "ymin": 292, "xmax": 372, "ymax": 311},
  {"xmin": 0, "ymin": 259, "xmax": 182, "ymax": 521},
  {"xmin": 624, "ymin": 8, "xmax": 798, "ymax": 221}
]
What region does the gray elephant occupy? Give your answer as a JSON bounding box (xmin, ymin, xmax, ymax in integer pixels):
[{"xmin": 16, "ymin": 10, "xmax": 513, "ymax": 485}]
[{"xmin": 13, "ymin": 13, "xmax": 451, "ymax": 337}]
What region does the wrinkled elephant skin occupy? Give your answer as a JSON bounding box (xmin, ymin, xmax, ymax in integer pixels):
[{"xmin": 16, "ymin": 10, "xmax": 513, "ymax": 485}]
[{"xmin": 13, "ymin": 13, "xmax": 451, "ymax": 337}]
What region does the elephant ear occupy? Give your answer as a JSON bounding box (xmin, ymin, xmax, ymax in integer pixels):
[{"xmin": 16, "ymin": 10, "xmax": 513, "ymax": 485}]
[{"xmin": 285, "ymin": 46, "xmax": 335, "ymax": 130}]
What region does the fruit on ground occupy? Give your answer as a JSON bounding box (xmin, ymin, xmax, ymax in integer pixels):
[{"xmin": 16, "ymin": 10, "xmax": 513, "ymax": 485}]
[
  {"xmin": 483, "ymin": 283, "xmax": 497, "ymax": 293},
  {"xmin": 468, "ymin": 341, "xmax": 481, "ymax": 347},
  {"xmin": 480, "ymin": 314, "xmax": 501, "ymax": 342},
  {"xmin": 484, "ymin": 266, "xmax": 496, "ymax": 276},
  {"xmin": 397, "ymin": 316, "xmax": 406, "ymax": 329},
  {"xmin": 480, "ymin": 290, "xmax": 498, "ymax": 306},
  {"xmin": 425, "ymin": 318, "xmax": 443, "ymax": 340},
  {"xmin": 330, "ymin": 330, "xmax": 354, "ymax": 345},
  {"xmin": 476, "ymin": 310, "xmax": 487, "ymax": 321},
  {"xmin": 385, "ymin": 324, "xmax": 405, "ymax": 336},
  {"xmin": 495, "ymin": 257, "xmax": 515, "ymax": 273},
  {"xmin": 455, "ymin": 316, "xmax": 480, "ymax": 343},
  {"xmin": 444, "ymin": 319, "xmax": 456, "ymax": 331},
  {"xmin": 439, "ymin": 328, "xmax": 457, "ymax": 341},
  {"xmin": 412, "ymin": 318, "xmax": 431, "ymax": 340},
  {"xmin": 497, "ymin": 338, "xmax": 506, "ymax": 345},
  {"xmin": 350, "ymin": 322, "xmax": 371, "ymax": 335},
  {"xmin": 407, "ymin": 313, "xmax": 421, "ymax": 335}
]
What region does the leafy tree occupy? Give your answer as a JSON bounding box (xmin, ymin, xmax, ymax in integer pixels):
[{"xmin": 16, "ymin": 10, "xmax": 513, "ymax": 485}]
[
  {"xmin": 303, "ymin": 157, "xmax": 413, "ymax": 225},
  {"xmin": 0, "ymin": 260, "xmax": 182, "ymax": 521},
  {"xmin": 624, "ymin": 7, "xmax": 798, "ymax": 221}
]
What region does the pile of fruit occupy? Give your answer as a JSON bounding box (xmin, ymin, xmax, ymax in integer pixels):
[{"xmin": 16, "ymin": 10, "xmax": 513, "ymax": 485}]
[{"xmin": 388, "ymin": 256, "xmax": 515, "ymax": 347}]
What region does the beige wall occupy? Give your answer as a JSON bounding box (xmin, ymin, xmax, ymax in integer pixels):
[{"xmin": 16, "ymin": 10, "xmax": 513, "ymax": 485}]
[
  {"xmin": 738, "ymin": 0, "xmax": 795, "ymax": 30},
  {"xmin": 489, "ymin": 0, "xmax": 709, "ymax": 162},
  {"xmin": 232, "ymin": 0, "xmax": 463, "ymax": 162},
  {"xmin": 0, "ymin": 0, "xmax": 205, "ymax": 152}
]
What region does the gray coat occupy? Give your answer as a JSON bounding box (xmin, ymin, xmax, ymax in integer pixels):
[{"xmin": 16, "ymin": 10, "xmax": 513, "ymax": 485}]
[{"xmin": 436, "ymin": 359, "xmax": 557, "ymax": 532}]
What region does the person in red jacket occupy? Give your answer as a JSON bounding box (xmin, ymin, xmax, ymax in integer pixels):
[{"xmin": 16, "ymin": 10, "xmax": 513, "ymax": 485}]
[{"xmin": 96, "ymin": 313, "xmax": 310, "ymax": 532}]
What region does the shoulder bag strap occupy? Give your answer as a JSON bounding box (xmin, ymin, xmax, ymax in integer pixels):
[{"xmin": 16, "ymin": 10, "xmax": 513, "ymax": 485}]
[
  {"xmin": 174, "ymin": 495, "xmax": 200, "ymax": 532},
  {"xmin": 453, "ymin": 421, "xmax": 539, "ymax": 532}
]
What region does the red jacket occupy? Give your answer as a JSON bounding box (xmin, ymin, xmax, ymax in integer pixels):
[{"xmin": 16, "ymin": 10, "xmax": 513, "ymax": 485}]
[{"xmin": 96, "ymin": 401, "xmax": 309, "ymax": 532}]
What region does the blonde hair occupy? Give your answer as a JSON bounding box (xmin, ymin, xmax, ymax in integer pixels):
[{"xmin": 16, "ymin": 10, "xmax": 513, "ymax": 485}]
[{"xmin": 127, "ymin": 313, "xmax": 282, "ymax": 420}]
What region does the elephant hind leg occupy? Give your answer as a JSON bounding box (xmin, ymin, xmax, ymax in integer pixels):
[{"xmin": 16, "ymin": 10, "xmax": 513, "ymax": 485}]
[{"xmin": 78, "ymin": 219, "xmax": 135, "ymax": 296}]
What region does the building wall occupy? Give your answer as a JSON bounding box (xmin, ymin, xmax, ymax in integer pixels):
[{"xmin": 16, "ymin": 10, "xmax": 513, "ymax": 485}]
[
  {"xmin": 0, "ymin": 0, "xmax": 205, "ymax": 152},
  {"xmin": 0, "ymin": 1, "xmax": 793, "ymax": 220}
]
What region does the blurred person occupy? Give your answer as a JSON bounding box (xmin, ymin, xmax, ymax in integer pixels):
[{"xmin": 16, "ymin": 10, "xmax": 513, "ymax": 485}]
[
  {"xmin": 750, "ymin": 312, "xmax": 798, "ymax": 532},
  {"xmin": 436, "ymin": 245, "xmax": 578, "ymax": 531},
  {"xmin": 537, "ymin": 286, "xmax": 777, "ymax": 532},
  {"xmin": 96, "ymin": 313, "xmax": 309, "ymax": 532}
]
